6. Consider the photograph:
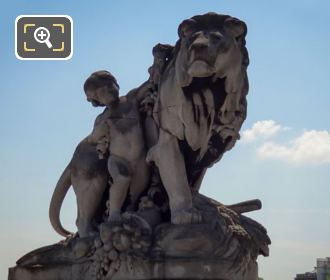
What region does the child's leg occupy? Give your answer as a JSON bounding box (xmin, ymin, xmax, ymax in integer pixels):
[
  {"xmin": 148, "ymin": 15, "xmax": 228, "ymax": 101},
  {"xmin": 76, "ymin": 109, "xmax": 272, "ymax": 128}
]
[
  {"xmin": 107, "ymin": 154, "xmax": 132, "ymax": 221},
  {"xmin": 128, "ymin": 156, "xmax": 150, "ymax": 211}
]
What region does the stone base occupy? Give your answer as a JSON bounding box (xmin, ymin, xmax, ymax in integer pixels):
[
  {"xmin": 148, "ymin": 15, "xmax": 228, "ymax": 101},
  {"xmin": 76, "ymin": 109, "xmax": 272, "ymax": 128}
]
[
  {"xmin": 115, "ymin": 259, "xmax": 258, "ymax": 280},
  {"xmin": 9, "ymin": 259, "xmax": 258, "ymax": 280},
  {"xmin": 9, "ymin": 194, "xmax": 269, "ymax": 280}
]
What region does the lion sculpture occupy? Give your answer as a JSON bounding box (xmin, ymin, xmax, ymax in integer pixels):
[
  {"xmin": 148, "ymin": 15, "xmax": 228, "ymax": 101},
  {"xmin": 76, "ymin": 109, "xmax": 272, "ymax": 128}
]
[{"xmin": 147, "ymin": 12, "xmax": 249, "ymax": 224}]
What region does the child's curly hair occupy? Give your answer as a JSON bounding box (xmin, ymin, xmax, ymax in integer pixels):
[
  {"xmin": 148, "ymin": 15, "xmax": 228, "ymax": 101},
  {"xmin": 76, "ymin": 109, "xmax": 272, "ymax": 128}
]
[{"xmin": 84, "ymin": 70, "xmax": 119, "ymax": 92}]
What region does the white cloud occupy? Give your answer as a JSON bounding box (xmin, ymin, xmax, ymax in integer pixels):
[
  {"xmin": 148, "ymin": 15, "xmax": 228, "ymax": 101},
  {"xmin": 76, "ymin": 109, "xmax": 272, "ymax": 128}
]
[
  {"xmin": 241, "ymin": 120, "xmax": 285, "ymax": 142},
  {"xmin": 257, "ymin": 130, "xmax": 330, "ymax": 166}
]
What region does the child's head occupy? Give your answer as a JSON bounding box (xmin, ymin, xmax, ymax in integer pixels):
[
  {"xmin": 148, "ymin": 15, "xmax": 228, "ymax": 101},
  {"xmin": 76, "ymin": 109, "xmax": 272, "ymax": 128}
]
[{"xmin": 84, "ymin": 70, "xmax": 120, "ymax": 107}]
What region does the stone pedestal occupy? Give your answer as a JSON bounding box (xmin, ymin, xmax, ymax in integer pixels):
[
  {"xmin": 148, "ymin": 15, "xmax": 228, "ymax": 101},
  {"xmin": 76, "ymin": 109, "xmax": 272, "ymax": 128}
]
[
  {"xmin": 9, "ymin": 259, "xmax": 258, "ymax": 280},
  {"xmin": 9, "ymin": 194, "xmax": 269, "ymax": 280}
]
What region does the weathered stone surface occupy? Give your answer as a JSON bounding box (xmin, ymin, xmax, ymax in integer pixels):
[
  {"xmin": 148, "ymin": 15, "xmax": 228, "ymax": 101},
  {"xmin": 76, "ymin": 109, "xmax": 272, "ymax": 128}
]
[
  {"xmin": 10, "ymin": 260, "xmax": 257, "ymax": 280},
  {"xmin": 9, "ymin": 193, "xmax": 269, "ymax": 280}
]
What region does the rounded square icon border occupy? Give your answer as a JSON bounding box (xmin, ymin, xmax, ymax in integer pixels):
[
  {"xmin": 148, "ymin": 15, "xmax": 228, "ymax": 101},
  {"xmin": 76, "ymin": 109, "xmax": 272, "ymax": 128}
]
[{"xmin": 15, "ymin": 15, "xmax": 73, "ymax": 61}]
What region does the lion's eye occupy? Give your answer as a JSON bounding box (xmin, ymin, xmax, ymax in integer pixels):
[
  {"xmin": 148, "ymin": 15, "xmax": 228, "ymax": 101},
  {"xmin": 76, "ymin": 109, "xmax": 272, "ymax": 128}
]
[
  {"xmin": 209, "ymin": 31, "xmax": 222, "ymax": 40},
  {"xmin": 190, "ymin": 31, "xmax": 202, "ymax": 40}
]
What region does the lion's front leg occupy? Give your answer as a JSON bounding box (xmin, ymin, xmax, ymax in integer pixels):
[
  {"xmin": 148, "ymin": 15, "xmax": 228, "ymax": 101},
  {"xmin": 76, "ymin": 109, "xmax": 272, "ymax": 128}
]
[{"xmin": 147, "ymin": 129, "xmax": 202, "ymax": 224}]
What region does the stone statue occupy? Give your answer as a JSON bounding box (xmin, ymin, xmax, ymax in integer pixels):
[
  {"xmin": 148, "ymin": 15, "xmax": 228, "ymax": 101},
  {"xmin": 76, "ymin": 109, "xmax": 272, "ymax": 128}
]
[
  {"xmin": 9, "ymin": 12, "xmax": 270, "ymax": 280},
  {"xmin": 50, "ymin": 72, "xmax": 153, "ymax": 238},
  {"xmin": 84, "ymin": 71, "xmax": 152, "ymax": 222},
  {"xmin": 147, "ymin": 13, "xmax": 249, "ymax": 224}
]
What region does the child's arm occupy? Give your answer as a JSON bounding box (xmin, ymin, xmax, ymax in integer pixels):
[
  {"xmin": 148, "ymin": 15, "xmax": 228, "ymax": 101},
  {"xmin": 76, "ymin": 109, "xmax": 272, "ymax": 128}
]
[
  {"xmin": 93, "ymin": 108, "xmax": 108, "ymax": 127},
  {"xmin": 88, "ymin": 125, "xmax": 103, "ymax": 143},
  {"xmin": 126, "ymin": 80, "xmax": 154, "ymax": 103},
  {"xmin": 87, "ymin": 122, "xmax": 110, "ymax": 159}
]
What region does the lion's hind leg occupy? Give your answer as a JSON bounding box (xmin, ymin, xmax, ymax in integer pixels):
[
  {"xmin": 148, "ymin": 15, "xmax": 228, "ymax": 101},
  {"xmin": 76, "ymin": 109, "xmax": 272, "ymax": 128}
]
[{"xmin": 73, "ymin": 176, "xmax": 108, "ymax": 237}]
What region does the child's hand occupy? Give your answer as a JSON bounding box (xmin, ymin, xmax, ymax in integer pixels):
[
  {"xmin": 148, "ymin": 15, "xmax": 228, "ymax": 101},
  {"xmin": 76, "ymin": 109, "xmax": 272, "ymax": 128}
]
[
  {"xmin": 96, "ymin": 136, "xmax": 109, "ymax": 159},
  {"xmin": 140, "ymin": 91, "xmax": 157, "ymax": 116}
]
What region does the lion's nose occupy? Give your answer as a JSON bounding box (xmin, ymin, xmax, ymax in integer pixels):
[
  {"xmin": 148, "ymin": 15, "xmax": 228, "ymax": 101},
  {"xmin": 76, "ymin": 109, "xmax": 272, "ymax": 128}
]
[{"xmin": 189, "ymin": 36, "xmax": 209, "ymax": 52}]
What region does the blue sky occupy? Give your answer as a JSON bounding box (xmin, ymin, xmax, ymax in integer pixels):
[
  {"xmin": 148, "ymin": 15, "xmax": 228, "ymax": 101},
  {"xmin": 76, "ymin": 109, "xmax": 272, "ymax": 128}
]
[{"xmin": 0, "ymin": 1, "xmax": 329, "ymax": 280}]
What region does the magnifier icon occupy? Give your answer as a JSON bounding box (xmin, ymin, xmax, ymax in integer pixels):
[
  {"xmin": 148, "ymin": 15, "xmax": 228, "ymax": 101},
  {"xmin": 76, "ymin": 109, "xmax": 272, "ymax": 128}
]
[{"xmin": 34, "ymin": 27, "xmax": 53, "ymax": 48}]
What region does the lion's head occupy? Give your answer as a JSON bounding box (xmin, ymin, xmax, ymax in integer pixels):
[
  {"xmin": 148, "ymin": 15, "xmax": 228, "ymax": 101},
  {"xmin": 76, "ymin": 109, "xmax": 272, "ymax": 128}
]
[
  {"xmin": 176, "ymin": 13, "xmax": 248, "ymax": 80},
  {"xmin": 173, "ymin": 13, "xmax": 249, "ymax": 125}
]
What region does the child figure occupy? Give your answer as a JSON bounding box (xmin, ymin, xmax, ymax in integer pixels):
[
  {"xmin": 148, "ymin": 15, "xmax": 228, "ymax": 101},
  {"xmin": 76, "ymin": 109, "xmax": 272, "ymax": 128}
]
[{"xmin": 85, "ymin": 70, "xmax": 152, "ymax": 221}]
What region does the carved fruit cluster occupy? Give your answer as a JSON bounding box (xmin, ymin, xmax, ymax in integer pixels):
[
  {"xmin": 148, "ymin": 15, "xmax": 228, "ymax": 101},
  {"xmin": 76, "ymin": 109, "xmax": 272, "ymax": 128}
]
[{"xmin": 90, "ymin": 214, "xmax": 152, "ymax": 280}]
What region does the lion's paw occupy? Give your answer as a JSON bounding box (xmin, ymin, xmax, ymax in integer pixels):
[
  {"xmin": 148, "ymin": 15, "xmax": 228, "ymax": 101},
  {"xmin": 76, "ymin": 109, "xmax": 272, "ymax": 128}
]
[{"xmin": 171, "ymin": 208, "xmax": 203, "ymax": 224}]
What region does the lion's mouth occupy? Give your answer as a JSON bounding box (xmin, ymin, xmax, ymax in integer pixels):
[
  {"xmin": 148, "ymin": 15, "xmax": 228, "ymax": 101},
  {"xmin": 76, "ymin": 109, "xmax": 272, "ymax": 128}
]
[
  {"xmin": 188, "ymin": 49, "xmax": 216, "ymax": 75},
  {"xmin": 187, "ymin": 60, "xmax": 216, "ymax": 78}
]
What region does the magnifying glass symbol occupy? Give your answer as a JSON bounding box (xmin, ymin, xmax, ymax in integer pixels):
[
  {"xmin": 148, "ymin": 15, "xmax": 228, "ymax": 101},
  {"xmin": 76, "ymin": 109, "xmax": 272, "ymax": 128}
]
[{"xmin": 34, "ymin": 27, "xmax": 53, "ymax": 49}]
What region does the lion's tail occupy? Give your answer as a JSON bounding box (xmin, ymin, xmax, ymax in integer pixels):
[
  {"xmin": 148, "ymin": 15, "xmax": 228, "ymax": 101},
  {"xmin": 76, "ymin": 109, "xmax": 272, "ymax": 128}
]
[{"xmin": 49, "ymin": 164, "xmax": 73, "ymax": 237}]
